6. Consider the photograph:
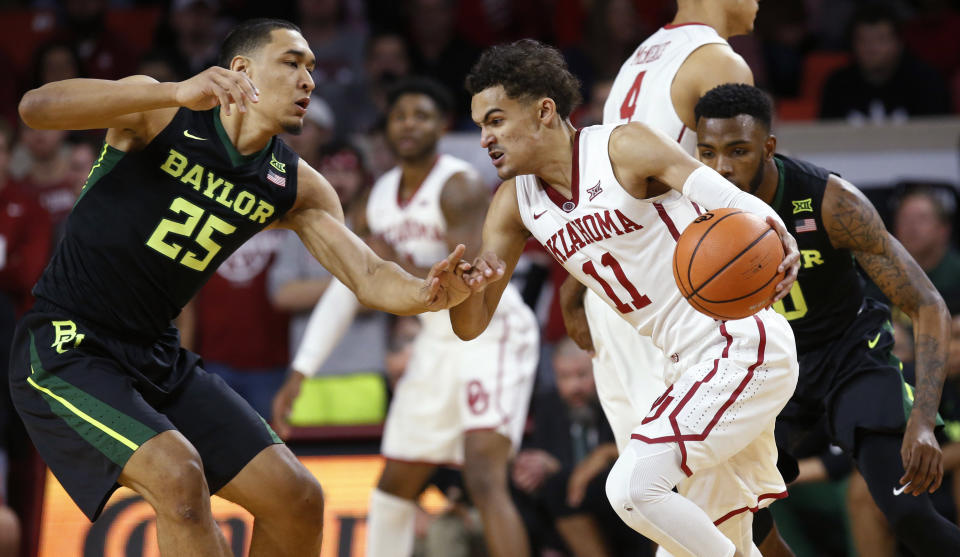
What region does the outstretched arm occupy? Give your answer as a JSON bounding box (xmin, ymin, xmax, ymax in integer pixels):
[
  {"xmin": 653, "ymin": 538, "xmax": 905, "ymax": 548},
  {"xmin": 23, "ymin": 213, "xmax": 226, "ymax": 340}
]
[
  {"xmin": 450, "ymin": 179, "xmax": 529, "ymax": 340},
  {"xmin": 822, "ymin": 176, "xmax": 950, "ymax": 496},
  {"xmin": 279, "ymin": 160, "xmax": 477, "ymax": 315}
]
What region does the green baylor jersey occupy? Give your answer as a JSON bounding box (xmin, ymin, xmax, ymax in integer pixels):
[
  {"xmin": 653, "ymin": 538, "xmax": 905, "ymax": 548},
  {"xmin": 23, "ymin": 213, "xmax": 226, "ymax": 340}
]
[
  {"xmin": 770, "ymin": 153, "xmax": 865, "ymax": 353},
  {"xmin": 34, "ymin": 107, "xmax": 299, "ymax": 340}
]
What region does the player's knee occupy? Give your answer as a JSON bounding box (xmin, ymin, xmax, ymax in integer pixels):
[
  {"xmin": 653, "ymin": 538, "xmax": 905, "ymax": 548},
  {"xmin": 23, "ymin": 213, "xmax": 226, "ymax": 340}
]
[
  {"xmin": 605, "ymin": 443, "xmax": 678, "ymax": 519},
  {"xmin": 269, "ymin": 464, "xmax": 325, "ymax": 525},
  {"xmin": 462, "ymin": 462, "xmax": 506, "ymax": 504}
]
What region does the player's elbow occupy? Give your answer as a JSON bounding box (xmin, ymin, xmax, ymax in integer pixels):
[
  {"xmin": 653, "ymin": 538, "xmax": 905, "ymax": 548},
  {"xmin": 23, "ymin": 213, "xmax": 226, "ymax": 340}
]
[{"xmin": 18, "ymin": 89, "xmax": 52, "ymax": 129}]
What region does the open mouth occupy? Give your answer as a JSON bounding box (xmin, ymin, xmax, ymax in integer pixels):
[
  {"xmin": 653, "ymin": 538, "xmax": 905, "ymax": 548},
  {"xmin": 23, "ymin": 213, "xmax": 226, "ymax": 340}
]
[
  {"xmin": 295, "ymin": 98, "xmax": 310, "ymax": 112},
  {"xmin": 489, "ymin": 150, "xmax": 504, "ymax": 166}
]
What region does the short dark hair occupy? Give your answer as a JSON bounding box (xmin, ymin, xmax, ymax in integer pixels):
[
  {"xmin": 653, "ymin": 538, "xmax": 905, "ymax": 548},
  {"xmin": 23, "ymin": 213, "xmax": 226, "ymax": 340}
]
[
  {"xmin": 219, "ymin": 18, "xmax": 302, "ymax": 68},
  {"xmin": 694, "ymin": 83, "xmax": 773, "ymax": 130},
  {"xmin": 465, "ymin": 39, "xmax": 582, "ymax": 119},
  {"xmin": 849, "ymin": 1, "xmax": 903, "ymax": 38},
  {"xmin": 386, "ymin": 77, "xmax": 454, "ymax": 117},
  {"xmin": 891, "ymin": 182, "xmax": 957, "ymax": 225}
]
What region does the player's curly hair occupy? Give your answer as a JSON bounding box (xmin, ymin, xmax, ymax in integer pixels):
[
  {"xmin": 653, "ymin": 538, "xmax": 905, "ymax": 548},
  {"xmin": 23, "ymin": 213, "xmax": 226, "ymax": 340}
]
[
  {"xmin": 219, "ymin": 19, "xmax": 302, "ymax": 68},
  {"xmin": 694, "ymin": 84, "xmax": 773, "ymax": 130},
  {"xmin": 465, "ymin": 39, "xmax": 582, "ymax": 119}
]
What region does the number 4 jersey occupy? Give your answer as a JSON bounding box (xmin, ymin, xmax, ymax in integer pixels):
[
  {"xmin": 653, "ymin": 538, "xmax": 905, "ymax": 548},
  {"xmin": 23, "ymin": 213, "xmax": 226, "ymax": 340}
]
[
  {"xmin": 603, "ymin": 23, "xmax": 727, "ymax": 152},
  {"xmin": 34, "ymin": 107, "xmax": 299, "ymax": 340}
]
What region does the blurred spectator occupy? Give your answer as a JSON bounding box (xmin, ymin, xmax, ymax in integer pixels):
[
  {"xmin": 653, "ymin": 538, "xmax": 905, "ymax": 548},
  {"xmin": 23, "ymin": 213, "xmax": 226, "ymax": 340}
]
[
  {"xmin": 299, "ymin": 0, "xmax": 369, "ymax": 140},
  {"xmin": 64, "ymin": 140, "xmax": 97, "ymax": 196},
  {"xmin": 179, "ymin": 229, "xmax": 290, "ymax": 419},
  {"xmin": 584, "ymin": 0, "xmax": 651, "ymax": 85},
  {"xmin": 0, "ymin": 120, "xmax": 52, "ymax": 317},
  {"xmin": 26, "ymin": 40, "xmax": 82, "ymax": 93},
  {"xmin": 9, "ymin": 126, "xmax": 76, "ymax": 238},
  {"xmin": 819, "ymin": 1, "xmax": 951, "ymax": 122},
  {"xmin": 891, "ymin": 183, "xmax": 960, "ymax": 311},
  {"xmin": 50, "ymin": 0, "xmax": 137, "ymax": 80},
  {"xmin": 136, "ymin": 50, "xmax": 183, "ymax": 83},
  {"xmin": 901, "ymin": 0, "xmax": 960, "ymax": 83},
  {"xmin": 404, "ymin": 0, "xmax": 480, "ymax": 128},
  {"xmin": 573, "ymin": 77, "xmax": 613, "ymax": 128},
  {"xmin": 0, "ymin": 292, "xmax": 21, "ymax": 557},
  {"xmin": 280, "ymin": 94, "xmax": 335, "ymax": 169},
  {"xmin": 384, "ymin": 315, "xmax": 421, "ymax": 392},
  {"xmin": 512, "ymin": 338, "xmax": 650, "ymax": 557},
  {"xmin": 755, "ymin": 0, "xmax": 811, "ymax": 98},
  {"xmin": 152, "ymin": 0, "xmax": 228, "ymax": 79}
]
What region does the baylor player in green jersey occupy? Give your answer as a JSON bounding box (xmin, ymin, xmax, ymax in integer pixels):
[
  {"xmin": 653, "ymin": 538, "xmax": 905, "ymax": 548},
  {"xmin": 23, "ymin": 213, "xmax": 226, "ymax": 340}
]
[
  {"xmin": 10, "ymin": 19, "xmax": 486, "ymax": 557},
  {"xmin": 695, "ymin": 84, "xmax": 960, "ymax": 555}
]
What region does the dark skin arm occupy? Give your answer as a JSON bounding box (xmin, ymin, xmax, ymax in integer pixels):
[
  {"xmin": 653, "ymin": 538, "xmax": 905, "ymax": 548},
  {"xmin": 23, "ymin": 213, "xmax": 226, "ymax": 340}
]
[
  {"xmin": 822, "ymin": 175, "xmax": 951, "ymax": 495},
  {"xmin": 559, "ymin": 275, "xmax": 593, "ymax": 353}
]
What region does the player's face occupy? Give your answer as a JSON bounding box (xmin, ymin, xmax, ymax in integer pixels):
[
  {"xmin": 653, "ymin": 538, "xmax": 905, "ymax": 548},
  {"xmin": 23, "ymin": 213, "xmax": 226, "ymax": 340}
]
[
  {"xmin": 724, "ymin": 0, "xmax": 760, "ymax": 36},
  {"xmin": 246, "ymin": 29, "xmax": 316, "ymax": 135},
  {"xmin": 471, "ymin": 85, "xmax": 543, "ymax": 180},
  {"xmin": 386, "ymin": 93, "xmax": 445, "ymax": 161},
  {"xmin": 696, "ymin": 115, "xmax": 770, "ymax": 195}
]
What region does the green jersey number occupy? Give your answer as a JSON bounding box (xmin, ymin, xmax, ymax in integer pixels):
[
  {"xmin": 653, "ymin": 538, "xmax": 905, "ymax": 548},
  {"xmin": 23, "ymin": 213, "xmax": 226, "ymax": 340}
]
[
  {"xmin": 146, "ymin": 197, "xmax": 236, "ymax": 271},
  {"xmin": 772, "ymin": 281, "xmax": 808, "ymax": 321}
]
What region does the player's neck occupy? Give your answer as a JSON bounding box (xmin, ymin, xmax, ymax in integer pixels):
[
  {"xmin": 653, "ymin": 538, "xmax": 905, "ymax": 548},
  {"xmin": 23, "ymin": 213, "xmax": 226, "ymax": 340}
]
[
  {"xmin": 671, "ymin": 8, "xmax": 729, "ymax": 38},
  {"xmin": 399, "ymin": 152, "xmax": 439, "ymax": 197},
  {"xmin": 218, "ymin": 107, "xmax": 276, "ymax": 156},
  {"xmin": 536, "ymin": 124, "xmax": 578, "ymax": 197},
  {"xmin": 756, "ymin": 159, "xmax": 779, "ymax": 205}
]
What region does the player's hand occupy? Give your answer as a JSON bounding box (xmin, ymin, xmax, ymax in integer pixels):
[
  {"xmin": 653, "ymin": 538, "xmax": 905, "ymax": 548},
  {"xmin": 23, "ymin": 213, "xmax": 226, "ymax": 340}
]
[
  {"xmin": 421, "ymin": 244, "xmax": 475, "ymax": 311},
  {"xmin": 768, "ymin": 216, "xmax": 800, "ymax": 304},
  {"xmin": 462, "ymin": 251, "xmax": 507, "ymax": 292},
  {"xmin": 174, "ymin": 67, "xmax": 260, "ymax": 115},
  {"xmin": 271, "ymin": 370, "xmax": 306, "ymax": 440},
  {"xmin": 559, "ymin": 275, "xmax": 594, "ymax": 355},
  {"xmin": 900, "ymin": 418, "xmax": 943, "ymax": 495},
  {"xmin": 512, "ymin": 449, "xmax": 560, "ymax": 493}
]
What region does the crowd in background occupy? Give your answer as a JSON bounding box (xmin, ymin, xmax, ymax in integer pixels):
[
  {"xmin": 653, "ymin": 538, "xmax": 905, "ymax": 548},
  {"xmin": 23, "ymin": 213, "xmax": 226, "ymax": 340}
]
[{"xmin": 1, "ymin": 0, "xmax": 960, "ymax": 556}]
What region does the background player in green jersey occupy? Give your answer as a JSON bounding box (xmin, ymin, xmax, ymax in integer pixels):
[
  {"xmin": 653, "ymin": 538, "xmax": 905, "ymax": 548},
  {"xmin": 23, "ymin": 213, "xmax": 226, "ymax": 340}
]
[
  {"xmin": 12, "ymin": 19, "xmax": 484, "ymax": 557},
  {"xmin": 694, "ymin": 83, "xmax": 959, "ymax": 555}
]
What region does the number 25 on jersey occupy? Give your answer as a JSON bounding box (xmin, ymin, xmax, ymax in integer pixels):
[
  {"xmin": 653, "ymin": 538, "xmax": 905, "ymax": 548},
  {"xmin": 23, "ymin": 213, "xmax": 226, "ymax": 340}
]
[{"xmin": 146, "ymin": 197, "xmax": 236, "ymax": 271}]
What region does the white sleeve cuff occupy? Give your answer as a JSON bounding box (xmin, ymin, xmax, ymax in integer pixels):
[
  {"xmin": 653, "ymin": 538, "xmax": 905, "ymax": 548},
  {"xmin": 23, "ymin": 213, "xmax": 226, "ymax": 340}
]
[
  {"xmin": 290, "ymin": 278, "xmax": 360, "ymax": 377},
  {"xmin": 680, "ymin": 165, "xmax": 785, "ymax": 228}
]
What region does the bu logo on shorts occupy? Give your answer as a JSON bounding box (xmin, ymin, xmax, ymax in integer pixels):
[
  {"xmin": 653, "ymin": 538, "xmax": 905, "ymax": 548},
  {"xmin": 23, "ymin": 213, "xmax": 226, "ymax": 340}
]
[
  {"xmin": 51, "ymin": 320, "xmax": 85, "ymax": 354},
  {"xmin": 466, "ymin": 380, "xmax": 490, "ymax": 414}
]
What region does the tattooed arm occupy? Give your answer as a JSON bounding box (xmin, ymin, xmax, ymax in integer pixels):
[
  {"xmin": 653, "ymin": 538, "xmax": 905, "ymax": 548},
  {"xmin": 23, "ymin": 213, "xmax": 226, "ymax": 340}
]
[{"xmin": 822, "ymin": 175, "xmax": 951, "ymax": 495}]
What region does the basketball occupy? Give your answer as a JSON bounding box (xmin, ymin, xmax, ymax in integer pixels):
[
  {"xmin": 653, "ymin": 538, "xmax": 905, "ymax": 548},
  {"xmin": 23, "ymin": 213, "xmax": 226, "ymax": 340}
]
[{"xmin": 673, "ymin": 208, "xmax": 785, "ymax": 320}]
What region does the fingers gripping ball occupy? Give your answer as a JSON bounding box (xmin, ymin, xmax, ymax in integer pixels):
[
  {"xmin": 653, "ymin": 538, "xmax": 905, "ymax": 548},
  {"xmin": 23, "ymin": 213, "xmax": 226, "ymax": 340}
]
[{"xmin": 673, "ymin": 208, "xmax": 784, "ymax": 320}]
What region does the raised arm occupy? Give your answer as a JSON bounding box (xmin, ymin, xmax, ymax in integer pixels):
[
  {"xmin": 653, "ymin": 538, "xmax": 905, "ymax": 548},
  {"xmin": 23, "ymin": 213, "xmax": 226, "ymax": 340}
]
[
  {"xmin": 18, "ymin": 68, "xmax": 259, "ymax": 148},
  {"xmin": 822, "ymin": 176, "xmax": 951, "ymax": 495},
  {"xmin": 279, "ymin": 159, "xmax": 474, "ymax": 315},
  {"xmin": 450, "ymin": 179, "xmax": 530, "ymax": 340}
]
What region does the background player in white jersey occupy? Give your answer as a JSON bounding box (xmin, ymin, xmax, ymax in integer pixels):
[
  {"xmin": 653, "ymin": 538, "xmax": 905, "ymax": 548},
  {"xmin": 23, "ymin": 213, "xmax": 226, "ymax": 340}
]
[
  {"xmin": 455, "ymin": 39, "xmax": 800, "ymax": 557},
  {"xmin": 272, "ymin": 78, "xmax": 538, "ymax": 557}
]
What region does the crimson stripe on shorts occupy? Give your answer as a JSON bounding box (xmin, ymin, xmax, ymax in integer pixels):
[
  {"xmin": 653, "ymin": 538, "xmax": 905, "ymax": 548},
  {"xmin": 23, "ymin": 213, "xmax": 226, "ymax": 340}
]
[
  {"xmin": 654, "ymin": 202, "xmax": 681, "ymax": 241},
  {"xmin": 630, "ymin": 315, "xmax": 768, "ymax": 477},
  {"xmin": 713, "ymin": 491, "xmax": 788, "ymax": 526}
]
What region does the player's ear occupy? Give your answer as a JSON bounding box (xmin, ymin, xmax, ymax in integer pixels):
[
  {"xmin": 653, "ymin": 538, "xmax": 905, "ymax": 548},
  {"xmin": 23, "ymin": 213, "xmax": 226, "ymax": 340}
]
[
  {"xmin": 230, "ymin": 56, "xmax": 251, "ymax": 75},
  {"xmin": 764, "ymin": 134, "xmax": 777, "ymax": 160},
  {"xmin": 538, "ymin": 97, "xmax": 558, "ymax": 126}
]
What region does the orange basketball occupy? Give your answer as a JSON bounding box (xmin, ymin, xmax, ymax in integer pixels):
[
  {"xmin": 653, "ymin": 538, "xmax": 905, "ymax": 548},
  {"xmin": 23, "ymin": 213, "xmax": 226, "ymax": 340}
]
[{"xmin": 673, "ymin": 208, "xmax": 785, "ymax": 320}]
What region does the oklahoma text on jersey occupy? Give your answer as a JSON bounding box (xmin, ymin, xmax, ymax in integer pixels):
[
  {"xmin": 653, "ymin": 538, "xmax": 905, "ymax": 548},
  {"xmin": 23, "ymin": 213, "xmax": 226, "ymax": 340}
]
[{"xmin": 544, "ymin": 208, "xmax": 643, "ymax": 264}]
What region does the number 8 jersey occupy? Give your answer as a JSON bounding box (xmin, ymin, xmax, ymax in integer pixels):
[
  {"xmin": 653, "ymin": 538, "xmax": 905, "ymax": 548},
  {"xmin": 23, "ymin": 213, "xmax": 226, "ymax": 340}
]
[
  {"xmin": 603, "ymin": 23, "xmax": 727, "ymax": 153},
  {"xmin": 34, "ymin": 107, "xmax": 299, "ymax": 340}
]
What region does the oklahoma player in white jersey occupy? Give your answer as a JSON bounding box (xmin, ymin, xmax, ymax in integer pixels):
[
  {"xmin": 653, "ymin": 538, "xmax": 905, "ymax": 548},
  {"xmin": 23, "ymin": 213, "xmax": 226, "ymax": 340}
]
[
  {"xmin": 456, "ymin": 40, "xmax": 799, "ymax": 557},
  {"xmin": 561, "ymin": 2, "xmax": 794, "ymax": 552},
  {"xmin": 272, "ymin": 78, "xmax": 538, "ymax": 557}
]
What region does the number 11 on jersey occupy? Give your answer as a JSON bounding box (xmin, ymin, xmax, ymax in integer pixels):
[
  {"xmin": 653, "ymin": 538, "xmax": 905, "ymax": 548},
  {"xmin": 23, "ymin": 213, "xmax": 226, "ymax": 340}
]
[{"xmin": 582, "ymin": 252, "xmax": 651, "ymax": 314}]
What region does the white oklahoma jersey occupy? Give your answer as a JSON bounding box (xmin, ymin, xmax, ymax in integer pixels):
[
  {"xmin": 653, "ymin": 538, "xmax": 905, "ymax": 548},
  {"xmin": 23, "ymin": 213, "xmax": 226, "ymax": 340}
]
[
  {"xmin": 516, "ymin": 125, "xmax": 798, "ymax": 517},
  {"xmin": 367, "ymin": 154, "xmax": 538, "ymax": 464},
  {"xmin": 604, "ymin": 23, "xmax": 728, "ymax": 148}
]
